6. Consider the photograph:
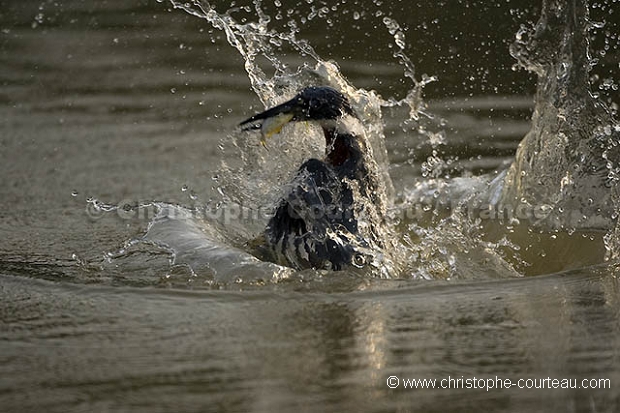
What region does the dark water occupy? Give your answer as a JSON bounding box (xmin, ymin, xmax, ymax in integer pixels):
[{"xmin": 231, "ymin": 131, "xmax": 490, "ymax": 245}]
[{"xmin": 1, "ymin": 0, "xmax": 620, "ymax": 411}]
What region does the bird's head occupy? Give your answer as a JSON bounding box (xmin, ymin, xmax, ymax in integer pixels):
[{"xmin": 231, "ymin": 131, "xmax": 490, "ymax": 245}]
[{"xmin": 239, "ymin": 86, "xmax": 356, "ymax": 141}]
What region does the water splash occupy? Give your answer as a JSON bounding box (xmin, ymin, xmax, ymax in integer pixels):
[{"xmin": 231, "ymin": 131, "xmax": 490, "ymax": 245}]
[
  {"xmin": 384, "ymin": 0, "xmax": 619, "ymax": 276},
  {"xmin": 500, "ymin": 0, "xmax": 620, "ymax": 232},
  {"xmin": 381, "ymin": 16, "xmax": 438, "ymax": 123},
  {"xmin": 168, "ymin": 0, "xmax": 321, "ymax": 105},
  {"xmin": 86, "ymin": 0, "xmax": 620, "ymax": 285},
  {"xmin": 166, "ymin": 1, "xmax": 440, "ymax": 202},
  {"xmin": 165, "ymin": 0, "xmax": 517, "ymax": 280}
]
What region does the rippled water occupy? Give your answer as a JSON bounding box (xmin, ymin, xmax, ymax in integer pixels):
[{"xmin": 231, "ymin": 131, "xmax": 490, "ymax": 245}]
[{"xmin": 1, "ymin": 0, "xmax": 620, "ymax": 411}]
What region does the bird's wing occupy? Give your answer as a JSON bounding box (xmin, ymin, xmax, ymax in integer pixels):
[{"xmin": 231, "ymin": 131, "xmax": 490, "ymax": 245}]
[{"xmin": 264, "ymin": 158, "xmax": 364, "ymax": 270}]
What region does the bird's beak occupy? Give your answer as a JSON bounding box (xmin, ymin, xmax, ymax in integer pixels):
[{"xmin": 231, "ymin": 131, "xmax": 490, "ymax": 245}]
[{"xmin": 239, "ymin": 99, "xmax": 297, "ymax": 145}]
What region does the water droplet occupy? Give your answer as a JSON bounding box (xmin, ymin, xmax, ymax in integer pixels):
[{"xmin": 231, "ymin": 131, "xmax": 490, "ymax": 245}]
[
  {"xmin": 353, "ymin": 254, "xmax": 366, "ymax": 268},
  {"xmin": 394, "ymin": 31, "xmax": 406, "ymax": 49},
  {"xmin": 32, "ymin": 13, "xmax": 44, "ymax": 28}
]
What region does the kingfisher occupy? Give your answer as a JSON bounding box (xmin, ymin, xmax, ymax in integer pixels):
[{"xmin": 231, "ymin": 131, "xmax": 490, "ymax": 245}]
[{"xmin": 240, "ymin": 86, "xmax": 389, "ymax": 271}]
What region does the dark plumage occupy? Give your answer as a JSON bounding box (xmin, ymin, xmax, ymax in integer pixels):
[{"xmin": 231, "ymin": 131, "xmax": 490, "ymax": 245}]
[{"xmin": 240, "ymin": 86, "xmax": 387, "ymax": 271}]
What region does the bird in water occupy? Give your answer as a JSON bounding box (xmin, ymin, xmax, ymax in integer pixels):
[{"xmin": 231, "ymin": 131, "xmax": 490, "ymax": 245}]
[{"xmin": 240, "ymin": 86, "xmax": 391, "ymax": 271}]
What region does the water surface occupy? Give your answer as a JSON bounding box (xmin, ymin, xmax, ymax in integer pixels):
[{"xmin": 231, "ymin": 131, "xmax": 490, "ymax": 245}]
[{"xmin": 1, "ymin": 0, "xmax": 619, "ymax": 411}]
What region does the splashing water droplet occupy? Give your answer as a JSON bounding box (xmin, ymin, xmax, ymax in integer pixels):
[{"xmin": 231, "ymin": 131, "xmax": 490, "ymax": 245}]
[{"xmin": 32, "ymin": 13, "xmax": 44, "ymax": 28}]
